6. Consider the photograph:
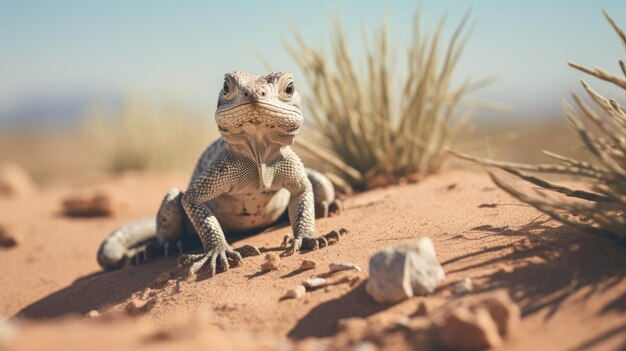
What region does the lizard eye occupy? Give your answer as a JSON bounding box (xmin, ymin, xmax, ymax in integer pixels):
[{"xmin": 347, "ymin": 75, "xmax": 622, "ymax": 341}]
[
  {"xmin": 223, "ymin": 80, "xmax": 230, "ymax": 94},
  {"xmin": 285, "ymin": 82, "xmax": 294, "ymax": 95}
]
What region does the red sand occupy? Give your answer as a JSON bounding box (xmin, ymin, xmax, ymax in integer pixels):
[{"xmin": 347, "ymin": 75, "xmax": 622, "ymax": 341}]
[{"xmin": 0, "ymin": 171, "xmax": 625, "ymax": 350}]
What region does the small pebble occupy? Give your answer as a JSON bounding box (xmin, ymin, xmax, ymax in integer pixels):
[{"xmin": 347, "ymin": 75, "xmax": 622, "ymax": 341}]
[
  {"xmin": 62, "ymin": 192, "xmax": 116, "ymax": 217},
  {"xmin": 86, "ymin": 310, "xmax": 100, "ymax": 318},
  {"xmin": 155, "ymin": 272, "xmax": 172, "ymax": 285},
  {"xmin": 125, "ymin": 298, "xmax": 155, "ymax": 315},
  {"xmin": 303, "ymin": 277, "xmax": 327, "ymax": 290},
  {"xmin": 351, "ymin": 341, "xmax": 377, "ymax": 351},
  {"xmin": 0, "ymin": 225, "xmax": 17, "ymax": 248},
  {"xmin": 329, "ymin": 262, "xmax": 362, "ymax": 272},
  {"xmin": 284, "ymin": 285, "xmax": 306, "ymax": 299},
  {"xmin": 300, "ymin": 259, "xmax": 317, "ymax": 270},
  {"xmin": 235, "ymin": 244, "xmax": 261, "ymax": 257},
  {"xmin": 0, "ymin": 315, "xmax": 17, "ymax": 347},
  {"xmin": 260, "ymin": 253, "xmax": 281, "ymax": 271},
  {"xmin": 453, "ymin": 278, "xmax": 474, "ymax": 295}
]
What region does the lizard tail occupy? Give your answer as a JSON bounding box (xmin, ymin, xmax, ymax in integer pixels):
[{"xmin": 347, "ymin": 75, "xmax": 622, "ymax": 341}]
[{"xmin": 97, "ymin": 217, "xmax": 157, "ymax": 270}]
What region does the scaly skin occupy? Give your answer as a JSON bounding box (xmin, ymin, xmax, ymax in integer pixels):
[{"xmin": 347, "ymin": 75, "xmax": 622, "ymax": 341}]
[{"xmin": 97, "ymin": 71, "xmax": 344, "ymax": 275}]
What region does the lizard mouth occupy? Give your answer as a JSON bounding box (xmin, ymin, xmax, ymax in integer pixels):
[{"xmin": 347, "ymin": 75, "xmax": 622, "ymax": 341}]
[{"xmin": 215, "ymin": 102, "xmax": 303, "ymax": 135}]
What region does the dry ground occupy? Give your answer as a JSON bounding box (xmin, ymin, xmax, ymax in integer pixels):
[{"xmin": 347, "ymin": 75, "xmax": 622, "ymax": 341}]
[{"xmin": 0, "ymin": 171, "xmax": 625, "ymax": 350}]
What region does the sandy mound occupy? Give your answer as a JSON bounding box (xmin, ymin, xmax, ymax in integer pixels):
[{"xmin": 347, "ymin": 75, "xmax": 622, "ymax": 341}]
[{"xmin": 0, "ymin": 171, "xmax": 625, "ymax": 350}]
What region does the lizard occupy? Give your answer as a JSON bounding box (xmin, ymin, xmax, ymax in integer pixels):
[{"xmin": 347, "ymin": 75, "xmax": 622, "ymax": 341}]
[{"xmin": 97, "ymin": 71, "xmax": 345, "ymax": 276}]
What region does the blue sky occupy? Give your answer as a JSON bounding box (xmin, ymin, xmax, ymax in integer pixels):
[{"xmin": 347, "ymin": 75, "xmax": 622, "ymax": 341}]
[{"xmin": 1, "ymin": 0, "xmax": 625, "ymax": 122}]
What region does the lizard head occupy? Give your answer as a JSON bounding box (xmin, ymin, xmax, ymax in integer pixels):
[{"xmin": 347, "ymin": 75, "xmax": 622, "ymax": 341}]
[{"xmin": 215, "ymin": 71, "xmax": 303, "ymax": 146}]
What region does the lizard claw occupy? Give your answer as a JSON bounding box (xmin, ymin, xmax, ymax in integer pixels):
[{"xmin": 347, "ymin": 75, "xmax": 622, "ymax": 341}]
[
  {"xmin": 282, "ymin": 234, "xmax": 328, "ymax": 256},
  {"xmin": 281, "ymin": 234, "xmax": 294, "ymax": 248},
  {"xmin": 129, "ymin": 241, "xmax": 158, "ymax": 266},
  {"xmin": 324, "ymin": 228, "xmax": 348, "ymax": 243},
  {"xmin": 178, "ymin": 244, "xmax": 243, "ymax": 277}
]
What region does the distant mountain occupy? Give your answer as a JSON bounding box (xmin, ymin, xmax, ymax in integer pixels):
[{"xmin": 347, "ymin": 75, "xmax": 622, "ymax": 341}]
[{"xmin": 0, "ymin": 92, "xmax": 123, "ymax": 132}]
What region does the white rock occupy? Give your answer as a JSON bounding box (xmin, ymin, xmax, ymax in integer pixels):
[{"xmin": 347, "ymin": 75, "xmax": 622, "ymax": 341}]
[
  {"xmin": 329, "ymin": 262, "xmax": 362, "ymax": 272},
  {"xmin": 284, "ymin": 285, "xmax": 306, "ymax": 299},
  {"xmin": 302, "ymin": 277, "xmax": 327, "ymax": 289},
  {"xmin": 0, "ymin": 315, "xmax": 17, "ymax": 347},
  {"xmin": 453, "ymin": 278, "xmax": 473, "ymax": 295},
  {"xmin": 365, "ymin": 237, "xmax": 445, "ymax": 303},
  {"xmin": 86, "ymin": 310, "xmax": 100, "ymax": 318}
]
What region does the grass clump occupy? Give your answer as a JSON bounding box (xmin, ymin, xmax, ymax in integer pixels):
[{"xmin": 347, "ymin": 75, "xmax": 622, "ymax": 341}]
[
  {"xmin": 456, "ymin": 11, "xmax": 626, "ymax": 239},
  {"xmin": 286, "ymin": 9, "xmax": 488, "ymax": 191},
  {"xmin": 83, "ymin": 98, "xmax": 212, "ymax": 173}
]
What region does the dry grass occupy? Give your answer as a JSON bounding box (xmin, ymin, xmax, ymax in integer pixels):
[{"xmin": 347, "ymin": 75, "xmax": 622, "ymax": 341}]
[
  {"xmin": 285, "ymin": 9, "xmax": 490, "ymax": 191},
  {"xmin": 455, "ymin": 11, "xmax": 626, "ymax": 240},
  {"xmin": 82, "ymin": 98, "xmax": 212, "ymax": 173}
]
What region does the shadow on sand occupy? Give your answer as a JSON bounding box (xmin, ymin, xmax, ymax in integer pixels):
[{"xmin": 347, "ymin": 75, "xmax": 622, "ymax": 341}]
[
  {"xmin": 443, "ymin": 219, "xmax": 626, "ymax": 350},
  {"xmin": 288, "ymin": 218, "xmax": 626, "ymax": 348},
  {"xmin": 14, "ymin": 225, "xmax": 288, "ymax": 320},
  {"xmin": 287, "ymin": 282, "xmax": 388, "ymax": 339},
  {"xmin": 15, "ymin": 257, "xmax": 177, "ymax": 319}
]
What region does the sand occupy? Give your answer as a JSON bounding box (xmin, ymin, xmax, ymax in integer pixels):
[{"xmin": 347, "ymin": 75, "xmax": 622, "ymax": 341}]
[{"xmin": 0, "ymin": 171, "xmax": 624, "ymax": 350}]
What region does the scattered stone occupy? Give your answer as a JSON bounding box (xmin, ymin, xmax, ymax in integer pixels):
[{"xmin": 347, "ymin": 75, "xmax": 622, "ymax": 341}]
[
  {"xmin": 477, "ymin": 291, "xmax": 520, "ymax": 337},
  {"xmin": 300, "ymin": 259, "xmax": 317, "ymax": 270},
  {"xmin": 351, "ymin": 341, "xmax": 377, "ymax": 351},
  {"xmin": 432, "ymin": 290, "xmax": 520, "ymax": 350},
  {"xmin": 0, "ymin": 163, "xmax": 35, "ymax": 198},
  {"xmin": 125, "ymin": 297, "xmax": 156, "ymax": 315},
  {"xmin": 433, "ymin": 306, "xmax": 503, "ymax": 350},
  {"xmin": 303, "ymin": 277, "xmax": 327, "ymax": 290},
  {"xmin": 62, "ymin": 192, "xmax": 116, "ymax": 217},
  {"xmin": 86, "ymin": 310, "xmax": 100, "ymax": 318},
  {"xmin": 0, "ymin": 315, "xmax": 17, "ymax": 347},
  {"xmin": 260, "ymin": 253, "xmax": 281, "ymax": 271},
  {"xmin": 155, "ymin": 272, "xmax": 172, "ymax": 285},
  {"xmin": 235, "ymin": 244, "xmax": 261, "ymax": 257},
  {"xmin": 0, "ymin": 225, "xmax": 17, "ymax": 248},
  {"xmin": 329, "ymin": 262, "xmax": 362, "ymax": 272},
  {"xmin": 453, "ymin": 278, "xmax": 474, "ymax": 295},
  {"xmin": 366, "ymin": 237, "xmax": 445, "ymax": 303},
  {"xmin": 283, "ymin": 285, "xmax": 306, "ymax": 300}
]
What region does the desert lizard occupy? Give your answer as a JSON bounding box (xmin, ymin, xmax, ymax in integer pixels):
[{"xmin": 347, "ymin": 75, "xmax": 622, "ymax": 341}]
[{"xmin": 97, "ymin": 71, "xmax": 344, "ymax": 275}]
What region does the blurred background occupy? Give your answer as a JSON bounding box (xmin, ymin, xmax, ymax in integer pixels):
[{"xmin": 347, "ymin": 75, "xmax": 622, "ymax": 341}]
[{"xmin": 1, "ymin": 0, "xmax": 625, "ymax": 185}]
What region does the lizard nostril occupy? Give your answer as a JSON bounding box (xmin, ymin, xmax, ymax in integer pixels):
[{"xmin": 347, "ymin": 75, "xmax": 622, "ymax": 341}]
[
  {"xmin": 260, "ymin": 91, "xmax": 266, "ymax": 97},
  {"xmin": 244, "ymin": 92, "xmax": 249, "ymax": 97}
]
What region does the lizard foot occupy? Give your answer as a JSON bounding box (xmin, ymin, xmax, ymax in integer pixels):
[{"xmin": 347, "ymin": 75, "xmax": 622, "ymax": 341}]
[
  {"xmin": 324, "ymin": 228, "xmax": 348, "ymax": 243},
  {"xmin": 129, "ymin": 241, "xmax": 159, "ymax": 266},
  {"xmin": 177, "ymin": 243, "xmax": 243, "ymax": 276},
  {"xmin": 329, "ymin": 199, "xmax": 343, "ymax": 216},
  {"xmin": 281, "ymin": 234, "xmax": 328, "ymax": 256},
  {"xmin": 163, "ymin": 240, "xmax": 184, "ymax": 257}
]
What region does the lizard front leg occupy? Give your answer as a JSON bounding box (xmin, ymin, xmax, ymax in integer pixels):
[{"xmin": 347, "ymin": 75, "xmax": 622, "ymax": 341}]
[
  {"xmin": 282, "ymin": 174, "xmax": 329, "ymax": 255},
  {"xmin": 180, "ymin": 168, "xmax": 242, "ymax": 276}
]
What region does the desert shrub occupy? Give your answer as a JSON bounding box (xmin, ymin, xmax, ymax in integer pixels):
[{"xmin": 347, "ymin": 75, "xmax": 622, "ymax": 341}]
[
  {"xmin": 456, "ymin": 11, "xmax": 626, "ymax": 239},
  {"xmin": 83, "ymin": 98, "xmax": 212, "ymax": 173},
  {"xmin": 286, "ymin": 9, "xmax": 489, "ymax": 191}
]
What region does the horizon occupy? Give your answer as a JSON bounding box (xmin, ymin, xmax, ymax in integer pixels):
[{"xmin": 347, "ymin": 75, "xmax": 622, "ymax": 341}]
[{"xmin": 1, "ymin": 0, "xmax": 626, "ymax": 127}]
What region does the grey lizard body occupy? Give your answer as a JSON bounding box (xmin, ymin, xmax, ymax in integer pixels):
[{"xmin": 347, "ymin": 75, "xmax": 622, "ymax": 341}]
[{"xmin": 97, "ymin": 71, "xmax": 343, "ymax": 275}]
